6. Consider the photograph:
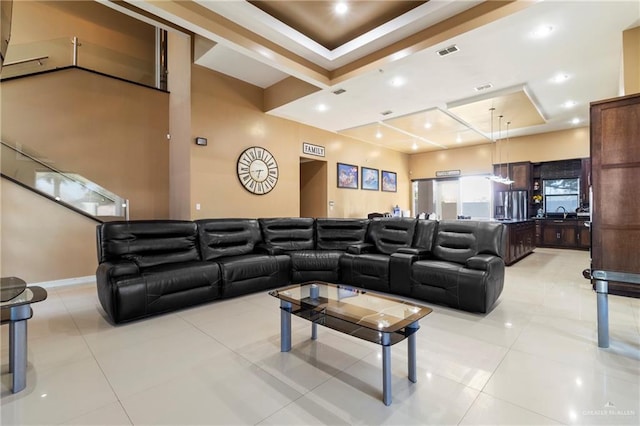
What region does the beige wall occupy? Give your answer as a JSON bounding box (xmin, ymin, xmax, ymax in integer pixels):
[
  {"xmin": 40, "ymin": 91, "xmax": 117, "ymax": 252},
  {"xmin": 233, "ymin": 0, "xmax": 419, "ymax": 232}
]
[
  {"xmin": 1, "ymin": 181, "xmax": 98, "ymax": 282},
  {"xmin": 623, "ymin": 26, "xmax": 640, "ymax": 95},
  {"xmin": 1, "ymin": 69, "xmax": 170, "ymax": 219},
  {"xmin": 409, "ymin": 127, "xmax": 590, "ymax": 179},
  {"xmin": 189, "ymin": 65, "xmax": 411, "ymax": 219}
]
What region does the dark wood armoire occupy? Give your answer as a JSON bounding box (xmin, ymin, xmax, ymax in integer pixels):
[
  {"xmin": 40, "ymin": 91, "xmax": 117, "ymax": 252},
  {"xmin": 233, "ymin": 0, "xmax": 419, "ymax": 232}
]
[{"xmin": 590, "ymin": 93, "xmax": 640, "ymax": 297}]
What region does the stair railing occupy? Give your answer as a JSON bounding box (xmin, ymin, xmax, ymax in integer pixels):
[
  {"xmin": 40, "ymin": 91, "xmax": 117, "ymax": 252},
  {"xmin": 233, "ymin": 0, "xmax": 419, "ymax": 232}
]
[{"xmin": 1, "ymin": 141, "xmax": 129, "ymax": 222}]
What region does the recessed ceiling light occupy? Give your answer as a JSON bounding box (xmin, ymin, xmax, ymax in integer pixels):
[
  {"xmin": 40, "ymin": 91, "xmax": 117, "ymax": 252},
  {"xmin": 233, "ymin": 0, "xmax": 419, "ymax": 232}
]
[
  {"xmin": 334, "ymin": 2, "xmax": 348, "ymax": 15},
  {"xmin": 571, "ymin": 117, "xmax": 581, "ymax": 125},
  {"xmin": 563, "ymin": 100, "xmax": 577, "ymax": 108},
  {"xmin": 424, "ymin": 122, "xmax": 432, "ymax": 129},
  {"xmin": 375, "ymin": 130, "xmax": 383, "ymax": 139},
  {"xmin": 412, "ymin": 142, "xmax": 418, "ymax": 150},
  {"xmin": 552, "ymin": 73, "xmax": 570, "ymax": 83},
  {"xmin": 531, "ymin": 25, "xmax": 554, "ymax": 39},
  {"xmin": 456, "ymin": 135, "xmax": 462, "ymax": 143},
  {"xmin": 316, "ymin": 103, "xmax": 328, "ymax": 112},
  {"xmin": 390, "ymin": 77, "xmax": 405, "ymax": 87}
]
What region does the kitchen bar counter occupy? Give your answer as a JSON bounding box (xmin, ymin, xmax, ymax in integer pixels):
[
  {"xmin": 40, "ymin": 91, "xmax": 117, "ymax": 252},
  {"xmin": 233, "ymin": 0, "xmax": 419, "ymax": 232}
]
[{"xmin": 492, "ymin": 219, "xmax": 536, "ymax": 265}]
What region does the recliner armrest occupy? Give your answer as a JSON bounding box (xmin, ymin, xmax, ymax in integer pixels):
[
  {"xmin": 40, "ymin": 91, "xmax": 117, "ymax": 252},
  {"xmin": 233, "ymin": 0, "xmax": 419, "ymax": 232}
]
[
  {"xmin": 254, "ymin": 243, "xmax": 285, "ymax": 256},
  {"xmin": 465, "ymin": 254, "xmax": 502, "ymax": 271},
  {"xmin": 389, "ymin": 252, "xmax": 419, "ymax": 296},
  {"xmin": 346, "ymin": 243, "xmax": 375, "ymax": 255},
  {"xmin": 98, "ymin": 260, "xmax": 140, "ymax": 278},
  {"xmin": 396, "ymin": 247, "xmax": 430, "ymax": 257}
]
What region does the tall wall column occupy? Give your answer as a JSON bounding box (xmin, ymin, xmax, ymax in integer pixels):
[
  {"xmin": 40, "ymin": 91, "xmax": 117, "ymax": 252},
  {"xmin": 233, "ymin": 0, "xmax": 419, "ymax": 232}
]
[{"xmin": 168, "ymin": 31, "xmax": 192, "ymax": 219}]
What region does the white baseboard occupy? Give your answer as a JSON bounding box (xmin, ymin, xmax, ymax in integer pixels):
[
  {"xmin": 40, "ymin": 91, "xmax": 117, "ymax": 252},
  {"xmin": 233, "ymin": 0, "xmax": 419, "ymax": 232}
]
[{"xmin": 32, "ymin": 275, "xmax": 95, "ymax": 289}]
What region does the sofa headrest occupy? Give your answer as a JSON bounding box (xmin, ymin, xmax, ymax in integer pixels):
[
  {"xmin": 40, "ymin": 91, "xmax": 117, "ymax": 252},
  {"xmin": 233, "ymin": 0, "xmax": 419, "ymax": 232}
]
[
  {"xmin": 259, "ymin": 218, "xmax": 315, "ymax": 251},
  {"xmin": 367, "ymin": 217, "xmax": 417, "ymax": 255},
  {"xmin": 433, "ymin": 220, "xmax": 505, "ymax": 264},
  {"xmin": 412, "ymin": 220, "xmax": 438, "ymax": 251},
  {"xmin": 96, "ymin": 220, "xmax": 200, "ymax": 268},
  {"xmin": 316, "ymin": 218, "xmax": 369, "ymax": 250},
  {"xmin": 196, "ymin": 219, "xmax": 261, "ymax": 260}
]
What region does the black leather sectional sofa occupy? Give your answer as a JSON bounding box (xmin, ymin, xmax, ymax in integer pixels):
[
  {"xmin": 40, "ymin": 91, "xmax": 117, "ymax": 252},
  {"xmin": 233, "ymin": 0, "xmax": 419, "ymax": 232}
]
[{"xmin": 96, "ymin": 217, "xmax": 506, "ymax": 324}]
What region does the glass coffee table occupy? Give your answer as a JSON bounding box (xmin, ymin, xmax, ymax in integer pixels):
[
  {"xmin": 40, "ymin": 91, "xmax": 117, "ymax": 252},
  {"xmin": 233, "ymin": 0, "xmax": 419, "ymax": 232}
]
[
  {"xmin": 270, "ymin": 281, "xmax": 432, "ymax": 405},
  {"xmin": 1, "ymin": 277, "xmax": 48, "ymax": 393}
]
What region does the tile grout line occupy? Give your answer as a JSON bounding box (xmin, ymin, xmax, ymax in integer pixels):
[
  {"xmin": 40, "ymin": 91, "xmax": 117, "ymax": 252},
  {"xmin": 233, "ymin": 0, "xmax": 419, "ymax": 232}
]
[{"xmin": 55, "ymin": 284, "xmax": 135, "ymax": 426}]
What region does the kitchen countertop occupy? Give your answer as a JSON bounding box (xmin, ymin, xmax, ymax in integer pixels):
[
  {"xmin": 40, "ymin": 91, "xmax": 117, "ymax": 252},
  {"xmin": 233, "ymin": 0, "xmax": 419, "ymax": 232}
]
[
  {"xmin": 533, "ymin": 216, "xmax": 590, "ymax": 221},
  {"xmin": 491, "ymin": 219, "xmax": 535, "ymax": 224}
]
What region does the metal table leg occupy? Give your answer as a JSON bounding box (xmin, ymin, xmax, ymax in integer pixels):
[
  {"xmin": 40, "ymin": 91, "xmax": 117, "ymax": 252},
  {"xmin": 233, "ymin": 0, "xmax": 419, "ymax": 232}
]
[
  {"xmin": 6, "ymin": 304, "xmax": 31, "ymax": 393},
  {"xmin": 407, "ymin": 321, "xmax": 420, "ymax": 383},
  {"xmin": 381, "ymin": 333, "xmax": 392, "ymax": 406},
  {"xmin": 595, "ymin": 279, "xmax": 609, "ymax": 348},
  {"xmin": 10, "ymin": 320, "xmax": 28, "ymax": 393},
  {"xmin": 311, "ymin": 322, "xmax": 317, "ymax": 340},
  {"xmin": 280, "ymin": 300, "xmax": 292, "ymax": 352}
]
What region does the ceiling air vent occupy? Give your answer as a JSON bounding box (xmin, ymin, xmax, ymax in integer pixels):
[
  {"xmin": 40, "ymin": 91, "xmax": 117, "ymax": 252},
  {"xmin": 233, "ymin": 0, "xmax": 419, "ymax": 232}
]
[
  {"xmin": 474, "ymin": 83, "xmax": 493, "ymax": 92},
  {"xmin": 380, "ymin": 110, "xmax": 393, "ymax": 116},
  {"xmin": 332, "ymin": 88, "xmax": 346, "ymax": 95},
  {"xmin": 437, "ymin": 45, "xmax": 459, "ymax": 57}
]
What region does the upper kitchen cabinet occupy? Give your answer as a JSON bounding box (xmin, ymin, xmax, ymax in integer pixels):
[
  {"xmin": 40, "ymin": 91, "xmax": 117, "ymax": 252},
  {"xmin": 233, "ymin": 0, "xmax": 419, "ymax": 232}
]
[
  {"xmin": 510, "ymin": 162, "xmax": 532, "ymax": 191},
  {"xmin": 493, "ymin": 162, "xmax": 532, "ymax": 191}
]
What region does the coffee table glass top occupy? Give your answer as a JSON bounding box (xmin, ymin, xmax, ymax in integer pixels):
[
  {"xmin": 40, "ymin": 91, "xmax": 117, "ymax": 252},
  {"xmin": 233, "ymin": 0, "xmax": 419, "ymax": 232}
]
[
  {"xmin": 270, "ymin": 282, "xmax": 432, "ymax": 334},
  {"xmin": 1, "ymin": 277, "xmax": 27, "ymax": 302}
]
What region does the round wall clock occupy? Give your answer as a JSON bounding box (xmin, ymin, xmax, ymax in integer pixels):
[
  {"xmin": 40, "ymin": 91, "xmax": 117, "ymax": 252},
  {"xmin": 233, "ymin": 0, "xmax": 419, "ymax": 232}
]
[{"xmin": 236, "ymin": 146, "xmax": 279, "ymax": 195}]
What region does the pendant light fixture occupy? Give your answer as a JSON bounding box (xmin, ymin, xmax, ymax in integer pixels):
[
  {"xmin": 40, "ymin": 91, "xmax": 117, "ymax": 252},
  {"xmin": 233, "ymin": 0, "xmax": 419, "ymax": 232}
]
[
  {"xmin": 486, "ymin": 107, "xmax": 501, "ymax": 182},
  {"xmin": 503, "ymin": 121, "xmax": 514, "ymax": 185},
  {"xmin": 487, "ymin": 109, "xmax": 514, "ymax": 185}
]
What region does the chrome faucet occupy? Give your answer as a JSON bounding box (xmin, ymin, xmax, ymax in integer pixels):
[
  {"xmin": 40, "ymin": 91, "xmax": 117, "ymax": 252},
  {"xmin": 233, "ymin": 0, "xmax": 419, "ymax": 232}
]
[{"xmin": 556, "ymin": 206, "xmax": 568, "ymax": 219}]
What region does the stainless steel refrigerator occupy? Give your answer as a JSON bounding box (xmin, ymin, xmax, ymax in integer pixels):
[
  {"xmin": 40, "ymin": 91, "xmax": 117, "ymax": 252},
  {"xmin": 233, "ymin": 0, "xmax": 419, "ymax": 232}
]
[{"xmin": 495, "ymin": 190, "xmax": 528, "ymax": 220}]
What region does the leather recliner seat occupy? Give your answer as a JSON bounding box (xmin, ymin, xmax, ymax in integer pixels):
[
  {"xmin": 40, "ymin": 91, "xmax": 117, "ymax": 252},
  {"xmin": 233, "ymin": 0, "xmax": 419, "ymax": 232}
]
[
  {"xmin": 339, "ymin": 217, "xmax": 417, "ymax": 292},
  {"xmin": 400, "ymin": 220, "xmax": 505, "ymax": 313},
  {"xmin": 196, "ymin": 218, "xmax": 290, "ymax": 298},
  {"xmin": 259, "ymin": 217, "xmax": 369, "ymax": 283},
  {"xmin": 96, "ymin": 220, "xmax": 221, "ymax": 323}
]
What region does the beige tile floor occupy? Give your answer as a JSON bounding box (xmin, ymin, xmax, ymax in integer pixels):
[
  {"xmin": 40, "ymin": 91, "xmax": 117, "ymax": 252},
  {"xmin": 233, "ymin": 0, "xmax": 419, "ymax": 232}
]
[{"xmin": 1, "ymin": 248, "xmax": 639, "ymax": 425}]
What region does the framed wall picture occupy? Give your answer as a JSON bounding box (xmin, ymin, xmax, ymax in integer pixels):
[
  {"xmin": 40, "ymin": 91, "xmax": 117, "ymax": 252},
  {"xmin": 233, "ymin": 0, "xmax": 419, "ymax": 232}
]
[
  {"xmin": 337, "ymin": 163, "xmax": 358, "ymax": 189},
  {"xmin": 381, "ymin": 170, "xmax": 397, "ymax": 192},
  {"xmin": 361, "ymin": 167, "xmax": 379, "ymax": 190}
]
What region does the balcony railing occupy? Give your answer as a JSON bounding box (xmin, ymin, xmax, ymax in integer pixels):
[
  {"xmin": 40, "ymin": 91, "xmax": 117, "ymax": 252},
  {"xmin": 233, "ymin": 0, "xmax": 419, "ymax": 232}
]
[
  {"xmin": 1, "ymin": 141, "xmax": 128, "ymax": 221},
  {"xmin": 0, "ymin": 35, "xmax": 166, "ymax": 90}
]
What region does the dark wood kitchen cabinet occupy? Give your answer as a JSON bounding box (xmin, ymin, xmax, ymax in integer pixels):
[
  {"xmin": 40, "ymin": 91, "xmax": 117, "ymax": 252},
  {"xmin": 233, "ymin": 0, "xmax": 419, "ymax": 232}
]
[
  {"xmin": 542, "ymin": 220, "xmax": 577, "ymax": 247},
  {"xmin": 510, "ymin": 162, "xmax": 532, "ymax": 191},
  {"xmin": 577, "ymin": 220, "xmax": 591, "ymax": 249},
  {"xmin": 537, "ymin": 219, "xmax": 589, "ymax": 250},
  {"xmin": 590, "ymin": 93, "xmax": 640, "ymax": 297},
  {"xmin": 503, "ymin": 220, "xmax": 536, "ymax": 265},
  {"xmin": 493, "ymin": 162, "xmax": 531, "ymax": 191}
]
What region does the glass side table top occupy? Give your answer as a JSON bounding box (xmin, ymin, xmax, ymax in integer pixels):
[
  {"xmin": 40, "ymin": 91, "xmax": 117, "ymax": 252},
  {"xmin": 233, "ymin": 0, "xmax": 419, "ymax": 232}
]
[
  {"xmin": 270, "ymin": 281, "xmax": 432, "ymax": 334},
  {"xmin": 1, "ymin": 277, "xmax": 27, "ymax": 302}
]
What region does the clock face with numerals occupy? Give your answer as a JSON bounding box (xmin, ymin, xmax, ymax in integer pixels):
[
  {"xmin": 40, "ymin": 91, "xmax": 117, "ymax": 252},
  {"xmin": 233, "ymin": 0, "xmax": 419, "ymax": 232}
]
[{"xmin": 236, "ymin": 146, "xmax": 279, "ymax": 195}]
